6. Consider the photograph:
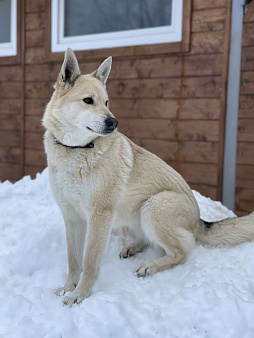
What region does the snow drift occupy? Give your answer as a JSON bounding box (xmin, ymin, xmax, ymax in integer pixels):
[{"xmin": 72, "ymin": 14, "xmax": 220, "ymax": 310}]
[{"xmin": 1, "ymin": 169, "xmax": 254, "ymax": 338}]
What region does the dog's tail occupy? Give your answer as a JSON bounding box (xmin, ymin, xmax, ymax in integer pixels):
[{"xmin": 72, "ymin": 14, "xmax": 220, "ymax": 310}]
[{"xmin": 193, "ymin": 212, "xmax": 254, "ymax": 246}]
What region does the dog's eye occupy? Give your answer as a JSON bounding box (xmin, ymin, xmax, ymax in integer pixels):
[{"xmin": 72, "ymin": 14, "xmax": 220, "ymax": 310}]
[
  {"xmin": 83, "ymin": 97, "xmax": 94, "ymax": 104},
  {"xmin": 105, "ymin": 100, "xmax": 109, "ymax": 107}
]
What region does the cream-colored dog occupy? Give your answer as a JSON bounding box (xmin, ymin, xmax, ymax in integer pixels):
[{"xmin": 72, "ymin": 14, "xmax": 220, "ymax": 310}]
[{"xmin": 43, "ymin": 49, "xmax": 254, "ymax": 306}]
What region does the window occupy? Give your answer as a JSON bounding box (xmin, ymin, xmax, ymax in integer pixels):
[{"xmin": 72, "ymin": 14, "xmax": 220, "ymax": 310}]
[
  {"xmin": 0, "ymin": 0, "xmax": 17, "ymax": 57},
  {"xmin": 51, "ymin": 0, "xmax": 183, "ymax": 52}
]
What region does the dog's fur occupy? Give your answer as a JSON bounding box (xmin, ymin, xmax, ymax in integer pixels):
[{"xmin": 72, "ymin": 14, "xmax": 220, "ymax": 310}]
[{"xmin": 43, "ymin": 49, "xmax": 254, "ymax": 306}]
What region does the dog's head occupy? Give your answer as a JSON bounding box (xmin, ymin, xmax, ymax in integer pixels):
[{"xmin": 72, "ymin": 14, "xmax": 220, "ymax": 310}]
[{"xmin": 42, "ymin": 48, "xmax": 117, "ymax": 146}]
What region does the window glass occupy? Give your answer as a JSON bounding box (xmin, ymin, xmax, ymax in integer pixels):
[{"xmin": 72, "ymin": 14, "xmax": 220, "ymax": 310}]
[
  {"xmin": 64, "ymin": 0, "xmax": 172, "ymax": 37},
  {"xmin": 0, "ymin": 0, "xmax": 11, "ymax": 43}
]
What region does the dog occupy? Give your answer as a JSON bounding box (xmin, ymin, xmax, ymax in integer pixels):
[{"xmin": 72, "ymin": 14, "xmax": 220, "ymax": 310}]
[{"xmin": 42, "ymin": 48, "xmax": 254, "ymax": 306}]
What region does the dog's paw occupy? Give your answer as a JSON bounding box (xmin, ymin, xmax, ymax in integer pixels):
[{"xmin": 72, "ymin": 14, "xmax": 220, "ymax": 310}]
[
  {"xmin": 63, "ymin": 287, "xmax": 90, "ymax": 306},
  {"xmin": 119, "ymin": 246, "xmax": 138, "ymax": 259},
  {"xmin": 55, "ymin": 283, "xmax": 77, "ymax": 296},
  {"xmin": 135, "ymin": 261, "xmax": 157, "ymax": 277},
  {"xmin": 55, "ymin": 272, "xmax": 81, "ymax": 297}
]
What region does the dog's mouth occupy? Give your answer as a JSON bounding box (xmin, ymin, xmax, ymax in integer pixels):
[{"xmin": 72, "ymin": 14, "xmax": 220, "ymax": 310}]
[
  {"xmin": 101, "ymin": 130, "xmax": 115, "ymax": 135},
  {"xmin": 86, "ymin": 126, "xmax": 116, "ymax": 135},
  {"xmin": 86, "ymin": 118, "xmax": 118, "ymax": 136},
  {"xmin": 86, "ymin": 126, "xmax": 94, "ymax": 132}
]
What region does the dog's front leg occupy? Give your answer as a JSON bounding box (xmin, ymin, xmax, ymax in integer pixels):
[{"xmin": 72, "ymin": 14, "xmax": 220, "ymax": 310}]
[
  {"xmin": 63, "ymin": 207, "xmax": 113, "ymax": 306},
  {"xmin": 55, "ymin": 205, "xmax": 86, "ymax": 296}
]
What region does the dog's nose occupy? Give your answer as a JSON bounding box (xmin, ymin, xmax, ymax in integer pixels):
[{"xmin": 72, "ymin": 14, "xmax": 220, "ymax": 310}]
[{"xmin": 105, "ymin": 117, "xmax": 118, "ymax": 130}]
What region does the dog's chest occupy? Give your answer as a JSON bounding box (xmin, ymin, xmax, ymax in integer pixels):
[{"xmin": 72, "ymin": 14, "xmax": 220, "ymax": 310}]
[{"xmin": 49, "ymin": 161, "xmax": 92, "ymax": 212}]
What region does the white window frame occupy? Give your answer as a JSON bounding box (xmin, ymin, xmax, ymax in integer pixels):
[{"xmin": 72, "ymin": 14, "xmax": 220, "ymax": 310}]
[
  {"xmin": 0, "ymin": 0, "xmax": 17, "ymax": 57},
  {"xmin": 51, "ymin": 0, "xmax": 183, "ymax": 53}
]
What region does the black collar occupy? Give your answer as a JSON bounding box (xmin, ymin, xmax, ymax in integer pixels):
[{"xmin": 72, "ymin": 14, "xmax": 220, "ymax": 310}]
[{"xmin": 53, "ymin": 137, "xmax": 94, "ymax": 149}]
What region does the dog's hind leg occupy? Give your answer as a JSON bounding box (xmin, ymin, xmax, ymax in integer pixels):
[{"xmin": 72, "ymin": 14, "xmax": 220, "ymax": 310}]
[
  {"xmin": 136, "ymin": 191, "xmax": 196, "ymax": 277},
  {"xmin": 119, "ymin": 239, "xmax": 147, "ymax": 259},
  {"xmin": 55, "ymin": 204, "xmax": 86, "ymax": 296}
]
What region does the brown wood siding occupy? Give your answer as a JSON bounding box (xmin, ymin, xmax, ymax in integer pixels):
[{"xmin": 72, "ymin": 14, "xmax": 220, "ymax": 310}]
[
  {"xmin": 0, "ymin": 8, "xmax": 23, "ymax": 182},
  {"xmin": 235, "ymin": 1, "xmax": 254, "ymax": 215},
  {"xmin": 0, "ymin": 0, "xmax": 233, "ymax": 204}
]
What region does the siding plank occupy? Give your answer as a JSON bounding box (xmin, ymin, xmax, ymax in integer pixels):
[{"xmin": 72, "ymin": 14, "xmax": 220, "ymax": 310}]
[
  {"xmin": 0, "ymin": 65, "xmax": 22, "ymax": 81},
  {"xmin": 180, "ymin": 77, "xmax": 222, "ymax": 98},
  {"xmin": 184, "ymin": 54, "xmax": 223, "ymax": 76},
  {"xmin": 132, "ymin": 138, "xmax": 178, "ymax": 162},
  {"xmin": 169, "ymin": 161, "xmax": 218, "ymax": 186},
  {"xmin": 192, "ymin": 8, "xmax": 226, "ymax": 32},
  {"xmin": 235, "ymin": 188, "xmax": 254, "ymax": 213},
  {"xmin": 241, "ymin": 47, "xmax": 254, "ymax": 71},
  {"xmin": 114, "ymin": 57, "xmax": 182, "ymax": 79},
  {"xmin": 26, "ymin": 29, "xmax": 45, "ymax": 48},
  {"xmin": 25, "ymin": 47, "xmax": 46, "ymax": 64},
  {"xmin": 26, "ymin": 0, "xmax": 46, "ymax": 13},
  {"xmin": 193, "ymin": 0, "xmax": 226, "ymax": 10},
  {"xmin": 98, "ymin": 78, "xmax": 180, "ymax": 99},
  {"xmin": 235, "ymin": 165, "xmax": 254, "ymax": 188},
  {"xmin": 0, "ymin": 83, "xmax": 22, "ymax": 98},
  {"xmin": 25, "ymin": 116, "xmax": 44, "ymax": 133},
  {"xmin": 178, "ymin": 121, "xmax": 220, "ymax": 141},
  {"xmin": 242, "ymin": 23, "xmax": 254, "ymax": 47},
  {"xmin": 114, "ymin": 54, "xmax": 223, "ymax": 78},
  {"xmin": 0, "ymin": 115, "xmax": 21, "ymax": 131},
  {"xmin": 0, "ymin": 147, "xmax": 20, "ymax": 163},
  {"xmin": 0, "ymin": 163, "xmax": 20, "ymax": 182},
  {"xmin": 235, "ymin": 210, "xmax": 248, "ymax": 217},
  {"xmin": 237, "ymin": 142, "xmax": 254, "ymax": 165},
  {"xmin": 237, "ymin": 119, "xmax": 254, "ymax": 142},
  {"xmin": 111, "ymin": 99, "xmax": 178, "ymax": 119},
  {"xmin": 25, "ymin": 82, "xmax": 53, "ymax": 99},
  {"xmin": 26, "ymin": 12, "xmax": 45, "ymax": 30},
  {"xmin": 25, "ymin": 149, "xmax": 47, "ymax": 166},
  {"xmin": 240, "ymin": 71, "xmax": 254, "ymax": 95},
  {"xmin": 0, "ymin": 99, "xmax": 21, "ymax": 115},
  {"xmin": 26, "ymin": 99, "xmax": 48, "ymax": 116},
  {"xmin": 239, "ymin": 95, "xmax": 254, "ymax": 118},
  {"xmin": 25, "ymin": 132, "xmax": 44, "ymax": 150},
  {"xmin": 118, "ymin": 118, "xmax": 176, "ymax": 140},
  {"xmin": 26, "ymin": 54, "xmax": 224, "ymax": 82},
  {"xmin": 0, "ymin": 131, "xmax": 20, "ymax": 147},
  {"xmin": 177, "ymin": 141, "xmax": 218, "ymax": 163},
  {"xmin": 26, "ymin": 64, "xmax": 60, "ymax": 82},
  {"xmin": 244, "ymin": 1, "xmax": 254, "ymax": 23},
  {"xmin": 179, "ymin": 99, "xmax": 220, "ymax": 119},
  {"xmin": 190, "ymin": 31, "xmax": 225, "ymax": 54},
  {"xmin": 108, "ymin": 77, "xmax": 221, "ymax": 99}
]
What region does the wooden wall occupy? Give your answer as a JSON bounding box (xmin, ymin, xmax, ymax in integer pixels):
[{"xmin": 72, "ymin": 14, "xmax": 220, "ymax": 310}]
[
  {"xmin": 235, "ymin": 1, "xmax": 254, "ymax": 215},
  {"xmin": 0, "ymin": 66, "xmax": 22, "ymax": 181},
  {"xmin": 0, "ymin": 0, "xmax": 22, "ymax": 183},
  {"xmin": 1, "ymin": 0, "xmax": 232, "ymax": 203}
]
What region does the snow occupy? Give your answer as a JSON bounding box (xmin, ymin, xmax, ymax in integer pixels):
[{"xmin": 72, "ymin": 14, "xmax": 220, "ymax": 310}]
[{"xmin": 1, "ymin": 168, "xmax": 254, "ymax": 338}]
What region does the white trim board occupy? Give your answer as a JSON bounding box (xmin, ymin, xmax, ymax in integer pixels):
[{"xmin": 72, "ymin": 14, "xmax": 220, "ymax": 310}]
[
  {"xmin": 0, "ymin": 0, "xmax": 17, "ymax": 57},
  {"xmin": 51, "ymin": 0, "xmax": 183, "ymax": 52}
]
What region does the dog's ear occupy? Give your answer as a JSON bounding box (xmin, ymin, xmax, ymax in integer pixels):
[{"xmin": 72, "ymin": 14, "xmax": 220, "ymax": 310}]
[
  {"xmin": 92, "ymin": 56, "xmax": 112, "ymax": 86},
  {"xmin": 58, "ymin": 48, "xmax": 80, "ymax": 89}
]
